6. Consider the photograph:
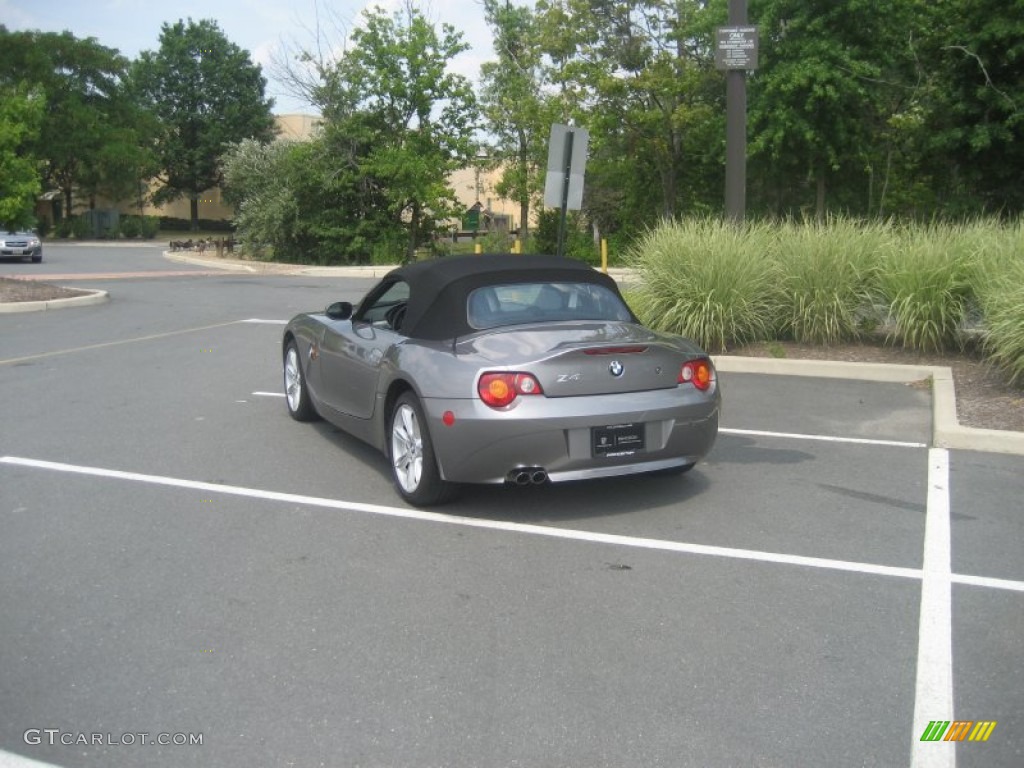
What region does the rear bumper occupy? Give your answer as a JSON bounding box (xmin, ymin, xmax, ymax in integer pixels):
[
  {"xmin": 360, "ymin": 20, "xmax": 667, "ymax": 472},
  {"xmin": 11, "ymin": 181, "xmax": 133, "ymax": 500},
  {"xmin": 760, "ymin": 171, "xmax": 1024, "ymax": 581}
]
[{"xmin": 422, "ymin": 387, "xmax": 719, "ymax": 484}]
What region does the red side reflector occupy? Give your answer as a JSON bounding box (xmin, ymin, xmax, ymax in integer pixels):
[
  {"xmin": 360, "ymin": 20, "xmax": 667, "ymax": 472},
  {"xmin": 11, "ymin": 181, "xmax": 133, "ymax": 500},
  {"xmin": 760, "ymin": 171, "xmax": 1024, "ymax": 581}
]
[{"xmin": 583, "ymin": 346, "xmax": 648, "ymax": 355}]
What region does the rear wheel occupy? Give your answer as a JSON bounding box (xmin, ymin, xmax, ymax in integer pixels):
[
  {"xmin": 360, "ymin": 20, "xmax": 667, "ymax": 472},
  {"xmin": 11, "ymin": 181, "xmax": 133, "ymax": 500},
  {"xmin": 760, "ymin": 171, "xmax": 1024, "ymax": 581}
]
[
  {"xmin": 389, "ymin": 392, "xmax": 458, "ymax": 506},
  {"xmin": 283, "ymin": 340, "xmax": 318, "ymax": 421}
]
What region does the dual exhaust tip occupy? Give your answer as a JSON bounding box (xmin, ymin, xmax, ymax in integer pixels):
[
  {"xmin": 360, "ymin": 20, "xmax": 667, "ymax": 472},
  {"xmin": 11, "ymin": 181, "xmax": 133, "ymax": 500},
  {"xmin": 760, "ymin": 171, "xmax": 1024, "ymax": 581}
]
[{"xmin": 507, "ymin": 467, "xmax": 548, "ymax": 486}]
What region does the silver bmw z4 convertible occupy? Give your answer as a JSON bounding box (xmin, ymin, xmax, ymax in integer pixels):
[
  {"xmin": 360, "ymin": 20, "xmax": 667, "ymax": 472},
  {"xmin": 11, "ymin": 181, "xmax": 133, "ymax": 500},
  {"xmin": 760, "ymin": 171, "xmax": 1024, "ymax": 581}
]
[{"xmin": 282, "ymin": 254, "xmax": 720, "ymax": 506}]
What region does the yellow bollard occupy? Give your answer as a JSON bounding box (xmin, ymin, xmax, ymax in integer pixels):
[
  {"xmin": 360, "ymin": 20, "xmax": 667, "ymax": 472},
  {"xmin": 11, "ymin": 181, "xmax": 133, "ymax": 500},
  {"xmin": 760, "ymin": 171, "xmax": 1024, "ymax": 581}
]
[
  {"xmin": 474, "ymin": 242, "xmax": 482, "ymax": 255},
  {"xmin": 513, "ymin": 239, "xmax": 521, "ymax": 254},
  {"xmin": 601, "ymin": 239, "xmax": 608, "ymax": 274}
]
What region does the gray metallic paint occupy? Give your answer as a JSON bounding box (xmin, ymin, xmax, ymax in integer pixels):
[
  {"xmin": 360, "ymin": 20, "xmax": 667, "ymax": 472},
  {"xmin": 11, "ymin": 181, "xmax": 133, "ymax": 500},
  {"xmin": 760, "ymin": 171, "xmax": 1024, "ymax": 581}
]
[{"xmin": 284, "ymin": 312, "xmax": 720, "ymax": 486}]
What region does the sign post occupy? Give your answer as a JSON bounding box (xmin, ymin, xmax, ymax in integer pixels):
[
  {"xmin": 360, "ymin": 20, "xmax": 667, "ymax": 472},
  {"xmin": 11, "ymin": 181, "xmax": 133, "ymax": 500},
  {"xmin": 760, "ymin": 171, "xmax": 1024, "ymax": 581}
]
[
  {"xmin": 543, "ymin": 123, "xmax": 589, "ymax": 258},
  {"xmin": 716, "ymin": 1, "xmax": 758, "ymax": 223}
]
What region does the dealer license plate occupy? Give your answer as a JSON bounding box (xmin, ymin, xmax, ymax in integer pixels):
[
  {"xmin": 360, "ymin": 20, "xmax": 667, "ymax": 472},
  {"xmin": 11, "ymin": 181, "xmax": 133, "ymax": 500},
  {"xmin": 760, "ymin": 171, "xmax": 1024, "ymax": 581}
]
[{"xmin": 592, "ymin": 423, "xmax": 645, "ymax": 457}]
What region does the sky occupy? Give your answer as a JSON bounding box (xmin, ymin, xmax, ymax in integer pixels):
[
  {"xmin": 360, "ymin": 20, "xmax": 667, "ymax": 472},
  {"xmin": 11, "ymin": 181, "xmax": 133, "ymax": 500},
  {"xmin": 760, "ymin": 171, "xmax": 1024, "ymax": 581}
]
[{"xmin": 1, "ymin": 0, "xmax": 495, "ymax": 114}]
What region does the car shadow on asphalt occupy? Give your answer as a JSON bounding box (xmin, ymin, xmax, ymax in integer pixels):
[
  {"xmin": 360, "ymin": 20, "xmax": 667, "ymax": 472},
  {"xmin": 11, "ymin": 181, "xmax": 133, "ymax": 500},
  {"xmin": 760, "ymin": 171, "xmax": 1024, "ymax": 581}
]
[
  {"xmin": 449, "ymin": 471, "xmax": 714, "ymax": 523},
  {"xmin": 303, "ymin": 424, "xmax": 813, "ymax": 524}
]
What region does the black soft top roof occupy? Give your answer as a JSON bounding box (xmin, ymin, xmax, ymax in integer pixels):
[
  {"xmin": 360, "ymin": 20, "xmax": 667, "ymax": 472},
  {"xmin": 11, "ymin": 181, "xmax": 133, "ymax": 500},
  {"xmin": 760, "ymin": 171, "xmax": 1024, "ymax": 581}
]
[{"xmin": 376, "ymin": 253, "xmax": 629, "ymax": 340}]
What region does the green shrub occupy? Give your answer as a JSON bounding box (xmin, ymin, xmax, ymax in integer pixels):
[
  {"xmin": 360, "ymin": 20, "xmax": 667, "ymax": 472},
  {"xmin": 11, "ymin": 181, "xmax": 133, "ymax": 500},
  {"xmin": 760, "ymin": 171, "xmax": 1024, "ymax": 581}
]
[
  {"xmin": 876, "ymin": 223, "xmax": 975, "ymax": 352},
  {"xmin": 70, "ymin": 216, "xmax": 92, "ymax": 239},
  {"xmin": 534, "ymin": 209, "xmax": 596, "ymax": 263},
  {"xmin": 981, "ymin": 269, "xmax": 1024, "ymax": 384},
  {"xmin": 370, "ymin": 232, "xmax": 404, "ymax": 265},
  {"xmin": 626, "ymin": 218, "xmax": 781, "ymax": 352},
  {"xmin": 974, "ymin": 220, "xmax": 1024, "ymax": 383},
  {"xmin": 119, "ymin": 216, "xmax": 142, "ymax": 238},
  {"xmin": 35, "ymin": 218, "xmax": 51, "ymax": 238},
  {"xmin": 140, "ymin": 216, "xmax": 160, "ymax": 239},
  {"xmin": 56, "ymin": 219, "xmax": 72, "ymax": 238},
  {"xmin": 774, "ymin": 217, "xmax": 889, "ymax": 345}
]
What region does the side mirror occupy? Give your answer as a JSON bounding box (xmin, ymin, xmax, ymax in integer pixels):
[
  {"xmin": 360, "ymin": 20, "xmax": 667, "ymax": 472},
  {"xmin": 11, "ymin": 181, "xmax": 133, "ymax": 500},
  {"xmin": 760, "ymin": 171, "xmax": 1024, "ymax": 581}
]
[{"xmin": 325, "ymin": 301, "xmax": 353, "ymax": 320}]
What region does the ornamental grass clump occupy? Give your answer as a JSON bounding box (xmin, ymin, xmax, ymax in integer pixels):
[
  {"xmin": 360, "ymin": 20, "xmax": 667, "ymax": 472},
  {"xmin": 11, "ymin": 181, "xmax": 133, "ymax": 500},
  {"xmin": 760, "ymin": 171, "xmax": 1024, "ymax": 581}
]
[
  {"xmin": 626, "ymin": 218, "xmax": 781, "ymax": 353},
  {"xmin": 973, "ymin": 220, "xmax": 1024, "ymax": 384},
  {"xmin": 876, "ymin": 224, "xmax": 974, "ymax": 352},
  {"xmin": 773, "ymin": 217, "xmax": 887, "ymax": 345}
]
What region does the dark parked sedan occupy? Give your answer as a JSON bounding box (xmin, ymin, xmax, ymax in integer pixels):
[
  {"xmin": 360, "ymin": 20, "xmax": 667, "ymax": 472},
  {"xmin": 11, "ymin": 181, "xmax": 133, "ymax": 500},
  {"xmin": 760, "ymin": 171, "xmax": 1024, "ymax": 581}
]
[
  {"xmin": 0, "ymin": 230, "xmax": 43, "ymax": 263},
  {"xmin": 282, "ymin": 254, "xmax": 720, "ymax": 506}
]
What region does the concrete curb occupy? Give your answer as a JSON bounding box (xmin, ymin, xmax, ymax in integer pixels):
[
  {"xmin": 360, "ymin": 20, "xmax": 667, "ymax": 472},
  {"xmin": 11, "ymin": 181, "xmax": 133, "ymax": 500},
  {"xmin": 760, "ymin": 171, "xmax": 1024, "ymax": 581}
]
[
  {"xmin": 163, "ymin": 250, "xmax": 395, "ymax": 277},
  {"xmin": 714, "ymin": 356, "xmax": 1024, "ymax": 456},
  {"xmin": 0, "ymin": 288, "xmax": 109, "ymax": 314}
]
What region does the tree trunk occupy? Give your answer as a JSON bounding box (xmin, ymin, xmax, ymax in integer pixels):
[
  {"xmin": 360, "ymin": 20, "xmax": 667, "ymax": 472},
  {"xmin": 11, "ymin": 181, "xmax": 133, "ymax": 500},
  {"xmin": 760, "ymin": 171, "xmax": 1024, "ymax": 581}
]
[
  {"xmin": 516, "ymin": 128, "xmax": 532, "ymax": 243},
  {"xmin": 63, "ymin": 187, "xmax": 73, "ymax": 221},
  {"xmin": 815, "ymin": 162, "xmax": 826, "ymax": 222},
  {"xmin": 190, "ymin": 196, "xmax": 199, "ymax": 231},
  {"xmin": 406, "ymin": 202, "xmax": 420, "ymax": 263}
]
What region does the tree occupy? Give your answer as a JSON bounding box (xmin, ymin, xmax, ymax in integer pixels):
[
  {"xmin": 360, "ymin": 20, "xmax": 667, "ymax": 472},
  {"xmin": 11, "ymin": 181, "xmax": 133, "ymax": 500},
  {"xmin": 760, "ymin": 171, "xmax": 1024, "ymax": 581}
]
[
  {"xmin": 924, "ymin": 0, "xmax": 1024, "ymax": 213},
  {"xmin": 0, "ymin": 27, "xmax": 150, "ymax": 220},
  {"xmin": 534, "ymin": 0, "xmax": 725, "ymax": 232},
  {"xmin": 0, "ymin": 84, "xmax": 43, "ymax": 228},
  {"xmin": 132, "ymin": 18, "xmax": 276, "ymax": 230},
  {"xmin": 479, "ymin": 0, "xmax": 554, "ymax": 241},
  {"xmin": 316, "ymin": 5, "xmax": 479, "ymax": 261},
  {"xmin": 747, "ymin": 0, "xmax": 918, "ymax": 219}
]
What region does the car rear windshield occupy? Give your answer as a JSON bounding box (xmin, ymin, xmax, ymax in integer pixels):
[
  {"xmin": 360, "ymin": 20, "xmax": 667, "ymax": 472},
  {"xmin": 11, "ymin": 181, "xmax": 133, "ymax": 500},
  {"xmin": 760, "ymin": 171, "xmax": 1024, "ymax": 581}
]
[{"xmin": 467, "ymin": 282, "xmax": 633, "ymax": 330}]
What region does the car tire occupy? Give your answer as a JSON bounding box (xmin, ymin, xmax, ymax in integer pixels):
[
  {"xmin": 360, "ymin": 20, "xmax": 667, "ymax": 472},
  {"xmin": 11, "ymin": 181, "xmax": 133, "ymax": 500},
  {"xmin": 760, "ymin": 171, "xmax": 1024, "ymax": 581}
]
[
  {"xmin": 283, "ymin": 340, "xmax": 318, "ymax": 422},
  {"xmin": 389, "ymin": 392, "xmax": 459, "ymax": 507},
  {"xmin": 31, "ymin": 255, "xmax": 42, "ymax": 263}
]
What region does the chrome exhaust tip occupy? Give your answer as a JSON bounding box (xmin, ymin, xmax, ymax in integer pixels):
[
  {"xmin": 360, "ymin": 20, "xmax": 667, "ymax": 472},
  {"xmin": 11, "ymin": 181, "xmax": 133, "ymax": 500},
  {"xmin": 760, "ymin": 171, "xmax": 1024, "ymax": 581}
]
[{"xmin": 507, "ymin": 467, "xmax": 548, "ymax": 486}]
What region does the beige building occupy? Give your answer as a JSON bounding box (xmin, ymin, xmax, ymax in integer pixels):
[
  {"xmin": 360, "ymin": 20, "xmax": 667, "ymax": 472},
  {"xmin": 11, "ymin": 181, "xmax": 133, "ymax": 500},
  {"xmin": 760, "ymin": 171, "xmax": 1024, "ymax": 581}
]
[{"xmin": 448, "ymin": 164, "xmax": 537, "ymax": 234}]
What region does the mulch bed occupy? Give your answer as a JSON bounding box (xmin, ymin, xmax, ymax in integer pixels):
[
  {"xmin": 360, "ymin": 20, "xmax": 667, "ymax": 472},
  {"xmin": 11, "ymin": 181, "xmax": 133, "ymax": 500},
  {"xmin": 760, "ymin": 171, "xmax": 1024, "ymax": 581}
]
[{"xmin": 0, "ymin": 276, "xmax": 91, "ymax": 302}]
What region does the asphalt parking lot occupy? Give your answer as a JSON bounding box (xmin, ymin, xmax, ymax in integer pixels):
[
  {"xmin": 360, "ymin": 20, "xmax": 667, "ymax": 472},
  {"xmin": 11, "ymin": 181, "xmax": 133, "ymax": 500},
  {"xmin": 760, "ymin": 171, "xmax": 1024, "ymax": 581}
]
[{"xmin": 1, "ymin": 244, "xmax": 1021, "ymax": 768}]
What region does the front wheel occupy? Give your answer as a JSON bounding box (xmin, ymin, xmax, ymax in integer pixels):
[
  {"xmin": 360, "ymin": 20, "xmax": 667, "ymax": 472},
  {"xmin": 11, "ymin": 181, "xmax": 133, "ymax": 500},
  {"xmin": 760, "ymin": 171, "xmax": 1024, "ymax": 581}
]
[
  {"xmin": 283, "ymin": 340, "xmax": 318, "ymax": 421},
  {"xmin": 389, "ymin": 392, "xmax": 458, "ymax": 507}
]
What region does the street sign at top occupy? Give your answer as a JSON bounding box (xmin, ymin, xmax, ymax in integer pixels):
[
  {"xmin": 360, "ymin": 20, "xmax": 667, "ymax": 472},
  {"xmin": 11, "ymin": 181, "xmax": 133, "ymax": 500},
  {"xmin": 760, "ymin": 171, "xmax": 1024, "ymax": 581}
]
[{"xmin": 715, "ymin": 26, "xmax": 759, "ymax": 71}]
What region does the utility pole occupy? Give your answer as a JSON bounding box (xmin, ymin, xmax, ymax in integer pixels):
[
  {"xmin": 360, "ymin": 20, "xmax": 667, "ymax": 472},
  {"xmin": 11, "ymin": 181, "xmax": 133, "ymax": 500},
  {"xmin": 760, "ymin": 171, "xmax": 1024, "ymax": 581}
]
[{"xmin": 717, "ymin": 0, "xmax": 757, "ymax": 222}]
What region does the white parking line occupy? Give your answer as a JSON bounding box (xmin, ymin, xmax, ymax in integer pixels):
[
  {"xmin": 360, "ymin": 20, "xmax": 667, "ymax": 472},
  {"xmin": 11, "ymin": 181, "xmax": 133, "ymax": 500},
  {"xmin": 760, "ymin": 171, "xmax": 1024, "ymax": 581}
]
[
  {"xmin": 241, "ymin": 318, "xmax": 288, "ymax": 324},
  {"xmin": 4, "ymin": 455, "xmax": 1023, "ymax": 600},
  {"xmin": 0, "ymin": 454, "xmax": 923, "ymax": 581},
  {"xmin": 720, "ymin": 427, "xmax": 927, "ymax": 449},
  {"xmin": 911, "ymin": 448, "xmax": 954, "ymax": 768},
  {"xmin": 252, "ymin": 391, "xmax": 285, "ymax": 397}
]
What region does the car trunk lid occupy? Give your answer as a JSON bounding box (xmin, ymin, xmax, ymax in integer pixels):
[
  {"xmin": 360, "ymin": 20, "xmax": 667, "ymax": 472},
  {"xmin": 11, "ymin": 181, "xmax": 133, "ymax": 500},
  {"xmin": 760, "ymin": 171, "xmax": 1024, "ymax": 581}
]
[{"xmin": 455, "ymin": 322, "xmax": 703, "ymax": 397}]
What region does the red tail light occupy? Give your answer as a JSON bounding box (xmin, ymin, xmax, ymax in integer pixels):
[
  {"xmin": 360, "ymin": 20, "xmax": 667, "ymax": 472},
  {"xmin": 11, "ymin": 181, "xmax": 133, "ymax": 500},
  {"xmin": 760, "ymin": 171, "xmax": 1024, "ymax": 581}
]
[
  {"xmin": 478, "ymin": 372, "xmax": 544, "ymax": 408},
  {"xmin": 679, "ymin": 358, "xmax": 714, "ymax": 391}
]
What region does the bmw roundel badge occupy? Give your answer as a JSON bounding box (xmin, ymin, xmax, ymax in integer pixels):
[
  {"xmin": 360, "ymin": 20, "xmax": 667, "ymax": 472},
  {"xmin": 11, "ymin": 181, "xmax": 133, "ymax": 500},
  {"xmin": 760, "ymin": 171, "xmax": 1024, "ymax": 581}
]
[{"xmin": 609, "ymin": 360, "xmax": 624, "ymax": 377}]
